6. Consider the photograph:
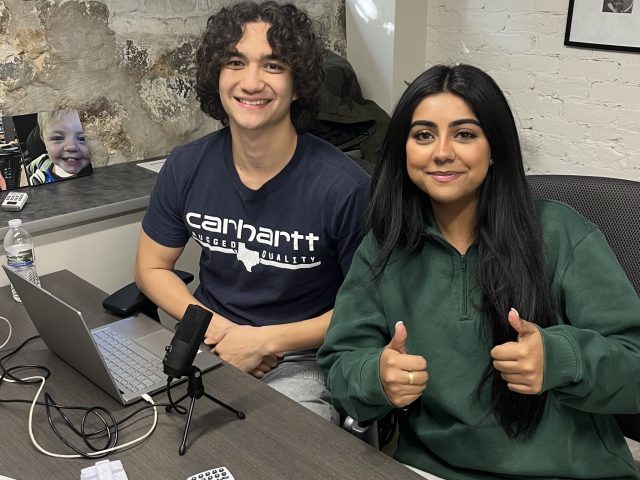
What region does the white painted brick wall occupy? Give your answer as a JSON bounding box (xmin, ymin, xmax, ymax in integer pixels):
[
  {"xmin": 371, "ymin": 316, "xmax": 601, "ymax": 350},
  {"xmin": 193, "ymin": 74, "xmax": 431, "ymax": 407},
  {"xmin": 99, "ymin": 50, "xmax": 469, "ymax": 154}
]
[{"xmin": 426, "ymin": 1, "xmax": 640, "ymax": 181}]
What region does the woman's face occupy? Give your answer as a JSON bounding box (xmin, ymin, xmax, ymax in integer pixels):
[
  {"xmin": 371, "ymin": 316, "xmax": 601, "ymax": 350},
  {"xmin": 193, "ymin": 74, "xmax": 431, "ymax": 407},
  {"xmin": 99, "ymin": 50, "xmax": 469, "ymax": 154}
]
[
  {"xmin": 43, "ymin": 111, "xmax": 91, "ymax": 175},
  {"xmin": 406, "ymin": 93, "xmax": 491, "ymax": 211}
]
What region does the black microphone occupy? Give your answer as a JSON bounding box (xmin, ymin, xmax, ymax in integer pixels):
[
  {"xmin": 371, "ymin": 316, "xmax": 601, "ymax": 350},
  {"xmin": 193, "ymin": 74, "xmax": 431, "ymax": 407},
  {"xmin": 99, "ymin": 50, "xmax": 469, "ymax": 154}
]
[{"xmin": 163, "ymin": 304, "xmax": 212, "ymax": 379}]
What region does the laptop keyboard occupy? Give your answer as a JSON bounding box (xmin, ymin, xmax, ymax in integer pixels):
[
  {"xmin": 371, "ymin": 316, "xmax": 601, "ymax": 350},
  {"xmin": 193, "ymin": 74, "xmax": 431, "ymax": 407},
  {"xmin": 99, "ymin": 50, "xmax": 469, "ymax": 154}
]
[{"xmin": 93, "ymin": 328, "xmax": 165, "ymax": 393}]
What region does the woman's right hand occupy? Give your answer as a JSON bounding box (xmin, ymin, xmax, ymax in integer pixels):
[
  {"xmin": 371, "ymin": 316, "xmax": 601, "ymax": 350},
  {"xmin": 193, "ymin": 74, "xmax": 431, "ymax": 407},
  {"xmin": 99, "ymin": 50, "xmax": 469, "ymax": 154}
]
[{"xmin": 379, "ymin": 321, "xmax": 428, "ymax": 407}]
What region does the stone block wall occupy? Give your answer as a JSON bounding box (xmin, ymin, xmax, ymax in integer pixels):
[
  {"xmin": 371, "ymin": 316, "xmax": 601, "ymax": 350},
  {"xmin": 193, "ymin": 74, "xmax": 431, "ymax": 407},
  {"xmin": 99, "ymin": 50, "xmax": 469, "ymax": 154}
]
[
  {"xmin": 0, "ymin": 0, "xmax": 345, "ymax": 166},
  {"xmin": 425, "ymin": 0, "xmax": 640, "ymax": 181}
]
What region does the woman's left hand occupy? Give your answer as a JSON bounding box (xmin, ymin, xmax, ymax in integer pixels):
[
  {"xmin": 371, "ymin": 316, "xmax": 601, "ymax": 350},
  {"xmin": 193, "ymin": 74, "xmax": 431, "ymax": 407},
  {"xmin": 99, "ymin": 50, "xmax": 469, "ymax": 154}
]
[{"xmin": 490, "ymin": 308, "xmax": 544, "ymax": 394}]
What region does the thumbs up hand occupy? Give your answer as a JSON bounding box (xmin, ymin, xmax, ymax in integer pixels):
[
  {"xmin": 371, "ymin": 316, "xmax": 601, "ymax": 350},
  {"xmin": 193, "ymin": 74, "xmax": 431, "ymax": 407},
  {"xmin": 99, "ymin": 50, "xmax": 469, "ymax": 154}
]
[
  {"xmin": 490, "ymin": 308, "xmax": 544, "ymax": 395},
  {"xmin": 388, "ymin": 319, "xmax": 408, "ymax": 354},
  {"xmin": 379, "ymin": 321, "xmax": 428, "ymax": 407}
]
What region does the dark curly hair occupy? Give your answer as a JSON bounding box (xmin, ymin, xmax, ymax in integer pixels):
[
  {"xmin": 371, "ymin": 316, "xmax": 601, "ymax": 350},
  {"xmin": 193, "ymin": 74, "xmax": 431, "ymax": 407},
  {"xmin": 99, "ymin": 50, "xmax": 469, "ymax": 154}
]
[{"xmin": 195, "ymin": 1, "xmax": 324, "ymax": 132}]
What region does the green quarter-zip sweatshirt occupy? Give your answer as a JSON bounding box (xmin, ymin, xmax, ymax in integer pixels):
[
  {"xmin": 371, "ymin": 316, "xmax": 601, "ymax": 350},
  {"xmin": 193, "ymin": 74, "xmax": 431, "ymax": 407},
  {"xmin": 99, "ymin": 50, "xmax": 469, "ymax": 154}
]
[{"xmin": 318, "ymin": 199, "xmax": 640, "ymax": 479}]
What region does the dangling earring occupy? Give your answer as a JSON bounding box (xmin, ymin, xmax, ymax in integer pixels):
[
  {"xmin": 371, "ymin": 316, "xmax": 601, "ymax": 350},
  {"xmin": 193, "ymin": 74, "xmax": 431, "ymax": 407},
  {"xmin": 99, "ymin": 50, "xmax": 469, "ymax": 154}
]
[{"xmin": 489, "ymin": 158, "xmax": 494, "ymax": 166}]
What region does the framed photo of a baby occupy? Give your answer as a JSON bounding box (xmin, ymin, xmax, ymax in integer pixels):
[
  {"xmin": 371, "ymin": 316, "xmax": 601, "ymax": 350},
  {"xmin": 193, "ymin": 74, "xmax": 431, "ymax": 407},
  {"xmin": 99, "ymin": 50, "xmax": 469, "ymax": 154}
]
[
  {"xmin": 565, "ymin": 0, "xmax": 640, "ymax": 52},
  {"xmin": 25, "ymin": 109, "xmax": 93, "ymax": 186},
  {"xmin": 0, "ymin": 108, "xmax": 93, "ymax": 190}
]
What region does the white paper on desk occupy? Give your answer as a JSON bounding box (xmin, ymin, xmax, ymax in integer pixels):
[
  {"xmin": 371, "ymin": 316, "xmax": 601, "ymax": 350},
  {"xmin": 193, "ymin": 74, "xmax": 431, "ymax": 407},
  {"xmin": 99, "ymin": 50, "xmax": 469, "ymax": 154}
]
[{"xmin": 136, "ymin": 158, "xmax": 166, "ymax": 173}]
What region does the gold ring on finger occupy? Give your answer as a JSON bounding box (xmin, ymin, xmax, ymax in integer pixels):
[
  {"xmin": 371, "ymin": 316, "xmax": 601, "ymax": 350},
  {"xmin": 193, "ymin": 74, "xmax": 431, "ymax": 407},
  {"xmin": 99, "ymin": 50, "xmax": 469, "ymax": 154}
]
[{"xmin": 408, "ymin": 370, "xmax": 414, "ymax": 385}]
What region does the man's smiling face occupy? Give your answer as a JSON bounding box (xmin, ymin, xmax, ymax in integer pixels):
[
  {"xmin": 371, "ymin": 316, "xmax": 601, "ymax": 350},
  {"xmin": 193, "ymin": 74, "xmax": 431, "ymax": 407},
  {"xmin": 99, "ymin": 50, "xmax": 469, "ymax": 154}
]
[{"xmin": 218, "ymin": 22, "xmax": 297, "ymax": 135}]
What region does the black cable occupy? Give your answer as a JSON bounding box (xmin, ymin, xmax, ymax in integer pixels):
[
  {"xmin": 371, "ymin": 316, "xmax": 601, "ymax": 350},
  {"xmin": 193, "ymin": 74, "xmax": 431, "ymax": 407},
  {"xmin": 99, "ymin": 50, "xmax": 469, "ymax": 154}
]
[
  {"xmin": 1, "ymin": 364, "xmax": 51, "ymax": 385},
  {"xmin": 0, "ymin": 372, "xmax": 173, "ymax": 457},
  {"xmin": 1, "ymin": 335, "xmax": 40, "ymax": 360},
  {"xmin": 44, "ymin": 392, "xmax": 117, "ymax": 458},
  {"xmin": 165, "ymin": 376, "xmax": 187, "ymax": 414},
  {"xmin": 0, "ymin": 333, "xmax": 178, "ymax": 456},
  {"xmin": 0, "ymin": 335, "xmax": 44, "ymax": 383}
]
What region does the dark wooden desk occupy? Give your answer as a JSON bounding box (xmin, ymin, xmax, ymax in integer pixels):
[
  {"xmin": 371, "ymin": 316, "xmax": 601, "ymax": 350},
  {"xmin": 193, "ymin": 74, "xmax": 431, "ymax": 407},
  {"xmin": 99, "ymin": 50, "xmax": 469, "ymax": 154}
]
[{"xmin": 0, "ymin": 270, "xmax": 420, "ymax": 480}]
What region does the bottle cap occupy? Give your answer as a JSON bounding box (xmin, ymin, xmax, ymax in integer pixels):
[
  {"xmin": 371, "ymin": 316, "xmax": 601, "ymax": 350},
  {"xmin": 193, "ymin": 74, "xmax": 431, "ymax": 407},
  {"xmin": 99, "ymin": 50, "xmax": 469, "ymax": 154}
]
[{"xmin": 8, "ymin": 219, "xmax": 22, "ymax": 228}]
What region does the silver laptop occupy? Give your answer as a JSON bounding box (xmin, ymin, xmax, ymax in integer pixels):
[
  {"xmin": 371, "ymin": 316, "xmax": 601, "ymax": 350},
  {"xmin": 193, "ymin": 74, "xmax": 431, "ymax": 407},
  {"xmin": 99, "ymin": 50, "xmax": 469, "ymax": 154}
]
[{"xmin": 3, "ymin": 266, "xmax": 222, "ymax": 405}]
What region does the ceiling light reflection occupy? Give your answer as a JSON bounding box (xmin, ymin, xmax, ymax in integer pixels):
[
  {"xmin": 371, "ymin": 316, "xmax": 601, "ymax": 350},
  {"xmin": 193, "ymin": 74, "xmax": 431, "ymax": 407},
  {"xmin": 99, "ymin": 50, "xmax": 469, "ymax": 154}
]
[{"xmin": 353, "ymin": 0, "xmax": 378, "ymax": 23}]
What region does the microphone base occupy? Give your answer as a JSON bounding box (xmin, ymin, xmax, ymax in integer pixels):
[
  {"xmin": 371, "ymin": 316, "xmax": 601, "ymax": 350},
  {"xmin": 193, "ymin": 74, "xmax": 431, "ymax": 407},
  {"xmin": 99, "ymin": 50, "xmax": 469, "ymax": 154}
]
[{"xmin": 168, "ymin": 366, "xmax": 246, "ymax": 455}]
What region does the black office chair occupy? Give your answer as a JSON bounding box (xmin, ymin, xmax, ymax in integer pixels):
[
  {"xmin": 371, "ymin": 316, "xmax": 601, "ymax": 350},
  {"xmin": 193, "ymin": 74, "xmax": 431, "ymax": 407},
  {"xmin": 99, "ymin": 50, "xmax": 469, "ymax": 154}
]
[
  {"xmin": 0, "ymin": 146, "xmax": 24, "ymax": 189},
  {"xmin": 527, "ymin": 174, "xmax": 640, "ymax": 441},
  {"xmin": 25, "ymin": 125, "xmax": 47, "ymax": 162}
]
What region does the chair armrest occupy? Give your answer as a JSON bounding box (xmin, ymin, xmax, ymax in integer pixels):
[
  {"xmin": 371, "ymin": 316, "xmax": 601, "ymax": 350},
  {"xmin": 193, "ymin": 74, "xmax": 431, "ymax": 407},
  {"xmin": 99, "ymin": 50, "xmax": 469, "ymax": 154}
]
[
  {"xmin": 343, "ymin": 409, "xmax": 405, "ymax": 450},
  {"xmin": 102, "ymin": 270, "xmax": 194, "ymax": 318}
]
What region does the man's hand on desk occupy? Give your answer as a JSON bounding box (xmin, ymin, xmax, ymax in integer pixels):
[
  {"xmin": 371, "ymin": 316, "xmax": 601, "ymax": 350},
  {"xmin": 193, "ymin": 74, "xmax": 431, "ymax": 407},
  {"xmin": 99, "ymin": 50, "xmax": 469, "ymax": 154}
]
[{"xmin": 204, "ymin": 317, "xmax": 283, "ymax": 378}]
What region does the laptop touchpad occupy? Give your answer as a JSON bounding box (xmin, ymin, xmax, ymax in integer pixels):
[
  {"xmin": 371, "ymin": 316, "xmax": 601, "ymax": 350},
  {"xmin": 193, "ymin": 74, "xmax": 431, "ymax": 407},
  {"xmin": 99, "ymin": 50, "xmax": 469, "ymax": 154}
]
[{"xmin": 135, "ymin": 330, "xmax": 173, "ymax": 357}]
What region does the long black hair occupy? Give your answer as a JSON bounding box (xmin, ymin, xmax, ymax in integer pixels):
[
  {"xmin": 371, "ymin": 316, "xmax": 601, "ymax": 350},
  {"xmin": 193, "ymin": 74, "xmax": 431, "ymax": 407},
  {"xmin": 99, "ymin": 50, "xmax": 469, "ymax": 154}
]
[
  {"xmin": 195, "ymin": 1, "xmax": 323, "ymax": 132},
  {"xmin": 369, "ymin": 64, "xmax": 556, "ymax": 437}
]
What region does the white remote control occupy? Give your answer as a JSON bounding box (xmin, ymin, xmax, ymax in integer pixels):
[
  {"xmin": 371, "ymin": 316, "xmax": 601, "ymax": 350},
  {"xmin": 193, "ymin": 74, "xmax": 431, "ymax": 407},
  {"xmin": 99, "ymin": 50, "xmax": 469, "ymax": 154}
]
[
  {"xmin": 1, "ymin": 191, "xmax": 28, "ymax": 211},
  {"xmin": 186, "ymin": 466, "xmax": 235, "ymax": 480}
]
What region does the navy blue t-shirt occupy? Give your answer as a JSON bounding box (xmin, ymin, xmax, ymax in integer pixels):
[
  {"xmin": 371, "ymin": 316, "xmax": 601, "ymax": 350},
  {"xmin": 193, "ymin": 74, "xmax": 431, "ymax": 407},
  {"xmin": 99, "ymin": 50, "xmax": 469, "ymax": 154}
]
[{"xmin": 142, "ymin": 128, "xmax": 370, "ymax": 326}]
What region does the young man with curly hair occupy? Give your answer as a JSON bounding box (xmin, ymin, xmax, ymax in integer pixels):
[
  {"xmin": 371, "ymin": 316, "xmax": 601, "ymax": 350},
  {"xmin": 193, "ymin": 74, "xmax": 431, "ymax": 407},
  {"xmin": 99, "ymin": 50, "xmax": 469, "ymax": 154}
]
[{"xmin": 135, "ymin": 2, "xmax": 369, "ymax": 423}]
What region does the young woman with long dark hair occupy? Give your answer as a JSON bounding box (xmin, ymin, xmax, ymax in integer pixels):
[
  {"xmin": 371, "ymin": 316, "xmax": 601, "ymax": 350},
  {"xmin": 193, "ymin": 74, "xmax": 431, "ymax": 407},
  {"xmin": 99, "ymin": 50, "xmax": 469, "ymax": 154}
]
[{"xmin": 317, "ymin": 64, "xmax": 640, "ymax": 479}]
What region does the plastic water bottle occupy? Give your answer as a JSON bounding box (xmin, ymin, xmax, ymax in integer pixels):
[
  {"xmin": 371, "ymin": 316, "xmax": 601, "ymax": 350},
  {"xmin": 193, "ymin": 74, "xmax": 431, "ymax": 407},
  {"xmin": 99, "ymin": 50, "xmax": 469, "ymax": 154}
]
[{"xmin": 3, "ymin": 219, "xmax": 40, "ymax": 302}]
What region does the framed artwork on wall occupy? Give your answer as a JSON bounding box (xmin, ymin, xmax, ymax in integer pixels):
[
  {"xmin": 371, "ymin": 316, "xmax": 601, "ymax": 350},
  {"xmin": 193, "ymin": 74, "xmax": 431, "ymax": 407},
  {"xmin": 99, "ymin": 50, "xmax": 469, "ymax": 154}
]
[{"xmin": 565, "ymin": 0, "xmax": 640, "ymax": 53}]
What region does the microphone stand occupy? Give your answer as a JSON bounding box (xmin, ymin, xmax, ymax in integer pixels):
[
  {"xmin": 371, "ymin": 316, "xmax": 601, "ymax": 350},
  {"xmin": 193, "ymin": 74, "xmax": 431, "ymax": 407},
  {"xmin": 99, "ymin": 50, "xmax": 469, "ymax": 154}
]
[{"xmin": 167, "ymin": 366, "xmax": 245, "ymax": 455}]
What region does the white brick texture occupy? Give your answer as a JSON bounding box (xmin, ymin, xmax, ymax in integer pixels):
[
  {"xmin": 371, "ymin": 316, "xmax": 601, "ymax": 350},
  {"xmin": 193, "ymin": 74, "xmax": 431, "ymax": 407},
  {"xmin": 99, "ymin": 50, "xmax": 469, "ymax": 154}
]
[{"xmin": 426, "ymin": 1, "xmax": 640, "ymax": 181}]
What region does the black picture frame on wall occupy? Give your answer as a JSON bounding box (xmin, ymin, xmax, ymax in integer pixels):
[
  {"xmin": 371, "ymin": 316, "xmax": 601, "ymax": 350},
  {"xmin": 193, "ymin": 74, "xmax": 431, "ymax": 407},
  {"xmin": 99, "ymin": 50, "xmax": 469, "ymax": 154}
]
[{"xmin": 565, "ymin": 0, "xmax": 640, "ymax": 53}]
